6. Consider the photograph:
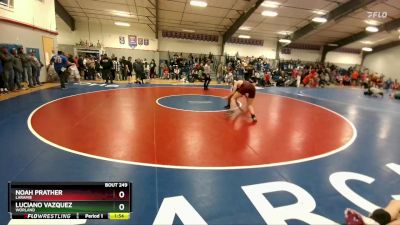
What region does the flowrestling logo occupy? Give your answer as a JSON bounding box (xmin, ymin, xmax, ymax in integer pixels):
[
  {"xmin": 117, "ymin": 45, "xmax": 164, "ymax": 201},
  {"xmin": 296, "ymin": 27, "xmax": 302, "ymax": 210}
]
[{"xmin": 367, "ymin": 11, "xmax": 388, "ymax": 19}]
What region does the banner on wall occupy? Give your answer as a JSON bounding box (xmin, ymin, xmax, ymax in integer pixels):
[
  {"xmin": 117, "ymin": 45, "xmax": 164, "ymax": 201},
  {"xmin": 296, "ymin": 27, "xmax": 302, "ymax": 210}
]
[
  {"xmin": 144, "ymin": 39, "xmax": 149, "ymax": 46},
  {"xmin": 26, "ymin": 48, "xmax": 40, "ymax": 60},
  {"xmin": 128, "ymin": 35, "xmax": 137, "ymax": 48},
  {"xmin": 119, "ymin": 36, "xmax": 125, "ymax": 45},
  {"xmin": 138, "ymin": 38, "xmax": 143, "ymax": 46},
  {"xmin": 161, "ymin": 30, "xmax": 219, "ymax": 42}
]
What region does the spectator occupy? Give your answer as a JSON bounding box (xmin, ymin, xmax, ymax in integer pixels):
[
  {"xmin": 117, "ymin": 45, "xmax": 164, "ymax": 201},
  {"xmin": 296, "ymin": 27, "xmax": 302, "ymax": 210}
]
[
  {"xmin": 18, "ymin": 47, "xmax": 34, "ymax": 88},
  {"xmin": 216, "ymin": 63, "xmax": 223, "ymax": 84},
  {"xmin": 120, "ymin": 56, "xmax": 127, "ymax": 81},
  {"xmin": 162, "ymin": 65, "xmax": 169, "ymax": 79},
  {"xmin": 392, "ymin": 79, "xmax": 399, "ymax": 90},
  {"xmin": 133, "ymin": 59, "xmax": 145, "ymax": 84},
  {"xmin": 78, "ymin": 56, "xmax": 86, "ymax": 80},
  {"xmin": 351, "ymin": 69, "xmax": 359, "ymax": 86},
  {"xmin": 144, "ymin": 61, "xmax": 150, "ymax": 79},
  {"xmin": 125, "ymin": 56, "xmax": 134, "ymax": 85},
  {"xmin": 12, "ymin": 49, "xmax": 23, "ymax": 90},
  {"xmin": 0, "ymin": 55, "xmax": 4, "ymax": 93},
  {"xmin": 149, "ymin": 59, "xmax": 156, "ymax": 79},
  {"xmin": 203, "ymin": 61, "xmax": 211, "ymax": 90},
  {"xmin": 100, "ymin": 54, "xmax": 113, "ymax": 84},
  {"xmin": 30, "ymin": 52, "xmax": 43, "ymax": 86},
  {"xmin": 0, "ymin": 47, "xmax": 14, "ymax": 91},
  {"xmin": 111, "ymin": 57, "xmax": 119, "ymax": 81}
]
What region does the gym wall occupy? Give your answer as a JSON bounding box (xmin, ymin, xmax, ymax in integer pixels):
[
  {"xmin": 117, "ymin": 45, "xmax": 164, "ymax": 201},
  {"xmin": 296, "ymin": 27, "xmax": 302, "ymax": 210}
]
[
  {"xmin": 0, "ymin": 0, "xmax": 57, "ymax": 82},
  {"xmin": 363, "ymin": 45, "xmax": 400, "ymax": 80}
]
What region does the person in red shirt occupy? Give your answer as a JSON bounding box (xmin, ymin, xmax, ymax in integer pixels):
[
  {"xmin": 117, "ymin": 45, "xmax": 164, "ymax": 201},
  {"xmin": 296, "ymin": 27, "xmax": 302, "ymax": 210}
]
[
  {"xmin": 392, "ymin": 79, "xmax": 399, "ymax": 90},
  {"xmin": 351, "ymin": 70, "xmax": 359, "ymax": 86},
  {"xmin": 303, "ymin": 70, "xmax": 317, "ymax": 87},
  {"xmin": 264, "ymin": 71, "xmax": 271, "ymax": 86}
]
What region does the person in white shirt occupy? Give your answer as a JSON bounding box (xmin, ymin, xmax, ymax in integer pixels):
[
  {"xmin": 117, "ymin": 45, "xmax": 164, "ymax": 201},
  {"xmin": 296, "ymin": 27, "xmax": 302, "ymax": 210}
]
[{"xmin": 203, "ymin": 61, "xmax": 211, "ymax": 90}]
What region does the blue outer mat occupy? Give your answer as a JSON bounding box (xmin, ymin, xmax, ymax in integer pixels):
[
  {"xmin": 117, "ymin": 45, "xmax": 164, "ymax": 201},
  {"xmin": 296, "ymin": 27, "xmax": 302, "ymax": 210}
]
[{"xmin": 0, "ymin": 84, "xmax": 399, "ymax": 224}]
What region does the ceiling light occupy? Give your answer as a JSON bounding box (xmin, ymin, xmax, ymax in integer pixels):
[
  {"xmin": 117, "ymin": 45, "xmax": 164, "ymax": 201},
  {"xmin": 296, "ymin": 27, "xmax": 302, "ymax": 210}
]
[
  {"xmin": 239, "ymin": 26, "xmax": 252, "ymax": 31},
  {"xmin": 360, "ymin": 40, "xmax": 372, "ymax": 45},
  {"xmin": 190, "ymin": 0, "xmax": 207, "ymax": 7},
  {"xmin": 277, "ymin": 31, "xmax": 292, "ymax": 35},
  {"xmin": 112, "ymin": 11, "xmax": 135, "ymax": 18},
  {"xmin": 364, "ymin": 19, "xmax": 380, "ymax": 26},
  {"xmin": 279, "ymin": 38, "xmax": 291, "ymax": 43},
  {"xmin": 362, "ymin": 47, "xmax": 373, "ymax": 52},
  {"xmin": 365, "ymin": 26, "xmax": 379, "ymax": 32},
  {"xmin": 239, "ymin": 35, "xmax": 251, "ymax": 39},
  {"xmin": 327, "ymin": 43, "xmax": 338, "ymax": 46},
  {"xmin": 312, "ymin": 10, "xmax": 327, "ymax": 15},
  {"xmin": 312, "ymin": 17, "xmax": 327, "ymax": 23},
  {"xmin": 262, "ymin": 10, "xmax": 278, "ymax": 17},
  {"xmin": 262, "ymin": 1, "xmax": 280, "ymax": 8},
  {"xmin": 182, "ymin": 29, "xmax": 195, "ymax": 33},
  {"xmin": 114, "ymin": 21, "xmax": 130, "ymax": 27}
]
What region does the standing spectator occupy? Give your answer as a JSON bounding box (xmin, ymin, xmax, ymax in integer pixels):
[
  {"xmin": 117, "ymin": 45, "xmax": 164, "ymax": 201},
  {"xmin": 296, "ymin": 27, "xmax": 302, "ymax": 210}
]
[
  {"xmin": 162, "ymin": 65, "xmax": 169, "ymax": 79},
  {"xmin": 203, "ymin": 61, "xmax": 211, "ymax": 90},
  {"xmin": 112, "ymin": 57, "xmax": 120, "ymax": 81},
  {"xmin": 0, "ymin": 47, "xmax": 15, "ymax": 91},
  {"xmin": 292, "ymin": 67, "xmax": 301, "ymax": 87},
  {"xmin": 50, "ymin": 51, "xmax": 70, "ymax": 89},
  {"xmin": 12, "ymin": 49, "xmax": 23, "ymax": 90},
  {"xmin": 78, "ymin": 56, "xmax": 86, "ymax": 80},
  {"xmin": 150, "ymin": 59, "xmax": 156, "ymax": 78},
  {"xmin": 134, "ymin": 59, "xmax": 145, "ymax": 84},
  {"xmin": 264, "ymin": 71, "xmax": 271, "ymax": 86},
  {"xmin": 100, "ymin": 54, "xmax": 113, "ymax": 84},
  {"xmin": 144, "ymin": 61, "xmax": 150, "ymax": 79},
  {"xmin": 120, "ymin": 56, "xmax": 127, "ymax": 81},
  {"xmin": 18, "ymin": 47, "xmax": 34, "ymax": 88},
  {"xmin": 225, "ymin": 69, "xmax": 233, "ymax": 85},
  {"xmin": 351, "ymin": 69, "xmax": 359, "ymax": 86},
  {"xmin": 392, "ymin": 79, "xmax": 399, "ymax": 90},
  {"xmin": 86, "ymin": 56, "xmax": 96, "ymax": 80},
  {"xmin": 111, "ymin": 57, "xmax": 117, "ymax": 81},
  {"xmin": 95, "ymin": 57, "xmax": 101, "ymax": 80},
  {"xmin": 216, "ymin": 63, "xmax": 223, "ymax": 84},
  {"xmin": 126, "ymin": 56, "xmax": 133, "ymax": 85},
  {"xmin": 173, "ymin": 65, "xmax": 180, "ymax": 80},
  {"xmin": 0, "ymin": 55, "xmax": 4, "ymax": 93},
  {"xmin": 30, "ymin": 52, "xmax": 43, "ymax": 86},
  {"xmin": 360, "ymin": 71, "xmax": 368, "ymax": 87}
]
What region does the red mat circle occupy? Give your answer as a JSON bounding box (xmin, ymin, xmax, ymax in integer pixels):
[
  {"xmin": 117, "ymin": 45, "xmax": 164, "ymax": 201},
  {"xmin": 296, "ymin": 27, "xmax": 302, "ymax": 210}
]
[{"xmin": 29, "ymin": 87, "xmax": 356, "ymax": 169}]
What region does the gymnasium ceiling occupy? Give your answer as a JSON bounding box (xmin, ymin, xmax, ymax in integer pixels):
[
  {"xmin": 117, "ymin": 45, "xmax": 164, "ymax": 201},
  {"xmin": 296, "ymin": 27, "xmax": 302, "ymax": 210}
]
[{"xmin": 57, "ymin": 0, "xmax": 400, "ymax": 50}]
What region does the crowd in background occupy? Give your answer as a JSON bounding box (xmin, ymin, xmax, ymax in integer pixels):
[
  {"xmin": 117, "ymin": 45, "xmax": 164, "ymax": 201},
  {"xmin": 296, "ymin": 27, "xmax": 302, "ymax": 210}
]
[
  {"xmin": 0, "ymin": 47, "xmax": 44, "ymax": 93},
  {"xmin": 62, "ymin": 54, "xmax": 157, "ymax": 85},
  {"xmin": 221, "ymin": 55, "xmax": 400, "ymax": 99},
  {"xmin": 1, "ymin": 49, "xmax": 400, "ymax": 100}
]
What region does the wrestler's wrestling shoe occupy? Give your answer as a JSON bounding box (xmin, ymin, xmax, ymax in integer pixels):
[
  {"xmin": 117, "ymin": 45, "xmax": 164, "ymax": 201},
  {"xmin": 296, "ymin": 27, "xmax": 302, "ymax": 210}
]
[{"xmin": 345, "ymin": 208, "xmax": 379, "ymax": 225}]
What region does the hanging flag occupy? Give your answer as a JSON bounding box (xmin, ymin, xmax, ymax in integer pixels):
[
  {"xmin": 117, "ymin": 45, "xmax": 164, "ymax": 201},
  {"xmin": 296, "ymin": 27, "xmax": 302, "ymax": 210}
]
[
  {"xmin": 119, "ymin": 36, "xmax": 125, "ymax": 44},
  {"xmin": 138, "ymin": 38, "xmax": 143, "ymax": 45},
  {"xmin": 144, "ymin": 39, "xmax": 149, "ymax": 46},
  {"xmin": 128, "ymin": 35, "xmax": 137, "ymax": 48}
]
